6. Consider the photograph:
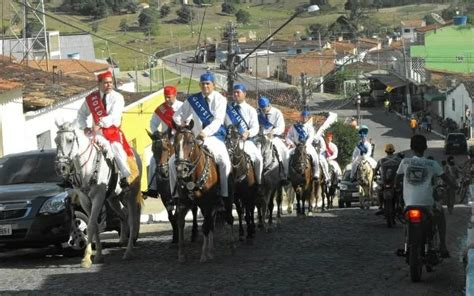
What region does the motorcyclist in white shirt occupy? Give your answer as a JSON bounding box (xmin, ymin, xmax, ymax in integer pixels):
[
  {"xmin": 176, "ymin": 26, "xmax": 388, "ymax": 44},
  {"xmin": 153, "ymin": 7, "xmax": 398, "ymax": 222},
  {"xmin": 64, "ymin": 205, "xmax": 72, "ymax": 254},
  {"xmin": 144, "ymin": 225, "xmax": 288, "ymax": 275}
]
[
  {"xmin": 257, "ymin": 96, "xmax": 289, "ymax": 183},
  {"xmin": 143, "ymin": 85, "xmax": 182, "ymax": 198},
  {"xmin": 224, "ymin": 83, "xmax": 264, "ymax": 195}
]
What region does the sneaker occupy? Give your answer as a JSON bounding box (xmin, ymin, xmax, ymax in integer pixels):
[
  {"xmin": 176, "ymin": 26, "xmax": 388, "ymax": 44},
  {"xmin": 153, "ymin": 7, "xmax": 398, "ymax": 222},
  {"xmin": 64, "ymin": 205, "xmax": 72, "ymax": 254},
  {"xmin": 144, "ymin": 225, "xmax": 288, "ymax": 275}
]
[
  {"xmin": 141, "ymin": 189, "xmax": 158, "ymax": 198},
  {"xmin": 119, "ymin": 178, "xmax": 130, "ymax": 189}
]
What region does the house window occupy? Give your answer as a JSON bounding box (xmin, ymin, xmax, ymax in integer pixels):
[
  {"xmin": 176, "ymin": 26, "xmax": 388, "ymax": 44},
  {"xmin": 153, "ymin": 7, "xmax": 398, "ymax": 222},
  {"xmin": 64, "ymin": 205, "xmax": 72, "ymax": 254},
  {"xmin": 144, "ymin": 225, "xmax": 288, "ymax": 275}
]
[
  {"xmin": 452, "ymin": 98, "xmax": 455, "ymax": 112},
  {"xmin": 36, "ymin": 131, "xmax": 52, "ymax": 150},
  {"xmin": 404, "ymin": 28, "xmax": 411, "ymax": 33},
  {"xmin": 296, "ymin": 49, "xmax": 302, "ymax": 54}
]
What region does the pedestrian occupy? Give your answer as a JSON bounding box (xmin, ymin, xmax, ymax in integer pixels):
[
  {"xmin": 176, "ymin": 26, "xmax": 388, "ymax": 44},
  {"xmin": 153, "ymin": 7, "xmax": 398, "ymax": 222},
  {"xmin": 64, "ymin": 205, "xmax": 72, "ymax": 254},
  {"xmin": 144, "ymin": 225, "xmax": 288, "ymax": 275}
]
[
  {"xmin": 384, "ymin": 98, "xmax": 390, "ymax": 114},
  {"xmin": 426, "ymin": 113, "xmax": 432, "ymax": 132},
  {"xmin": 409, "ymin": 116, "xmax": 417, "ymax": 135},
  {"xmin": 402, "ymin": 102, "xmax": 406, "ymax": 116},
  {"xmin": 77, "ymin": 71, "xmax": 133, "ymax": 190},
  {"xmin": 421, "ymin": 115, "xmax": 428, "ymax": 133},
  {"xmin": 350, "ymin": 117, "xmax": 358, "ymax": 129}
]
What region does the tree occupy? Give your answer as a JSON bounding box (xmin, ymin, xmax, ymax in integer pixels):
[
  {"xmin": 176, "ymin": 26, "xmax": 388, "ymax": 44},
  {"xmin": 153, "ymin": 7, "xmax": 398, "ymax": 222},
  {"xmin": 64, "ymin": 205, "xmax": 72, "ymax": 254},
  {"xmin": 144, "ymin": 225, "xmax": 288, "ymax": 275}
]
[
  {"xmin": 160, "ymin": 4, "xmax": 171, "ymax": 17},
  {"xmin": 138, "ymin": 8, "xmax": 158, "ymax": 28},
  {"xmin": 326, "ymin": 121, "xmax": 359, "ymax": 167},
  {"xmin": 222, "ymin": 2, "xmax": 236, "ymax": 14},
  {"xmin": 235, "ymin": 9, "xmax": 250, "ymax": 24},
  {"xmin": 176, "ymin": 6, "xmax": 194, "ymax": 24}
]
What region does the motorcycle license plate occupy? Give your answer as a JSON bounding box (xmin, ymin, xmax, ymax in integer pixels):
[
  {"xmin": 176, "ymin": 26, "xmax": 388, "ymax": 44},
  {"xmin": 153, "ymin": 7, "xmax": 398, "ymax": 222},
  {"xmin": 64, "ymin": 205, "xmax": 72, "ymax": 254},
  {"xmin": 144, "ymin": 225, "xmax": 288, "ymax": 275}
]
[
  {"xmin": 0, "ymin": 224, "xmax": 12, "ymax": 236},
  {"xmin": 352, "ymin": 192, "xmax": 359, "ymax": 197}
]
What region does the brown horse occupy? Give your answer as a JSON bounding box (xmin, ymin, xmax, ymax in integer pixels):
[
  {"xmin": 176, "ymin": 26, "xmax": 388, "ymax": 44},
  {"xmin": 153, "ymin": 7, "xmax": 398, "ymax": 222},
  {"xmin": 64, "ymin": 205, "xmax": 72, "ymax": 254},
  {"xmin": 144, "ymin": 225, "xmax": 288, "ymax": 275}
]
[
  {"xmin": 173, "ymin": 121, "xmax": 232, "ymax": 262},
  {"xmin": 288, "ymin": 143, "xmax": 314, "ymax": 216},
  {"xmin": 225, "ymin": 125, "xmax": 257, "ymax": 241},
  {"xmin": 147, "ymin": 130, "xmax": 198, "ymax": 244}
]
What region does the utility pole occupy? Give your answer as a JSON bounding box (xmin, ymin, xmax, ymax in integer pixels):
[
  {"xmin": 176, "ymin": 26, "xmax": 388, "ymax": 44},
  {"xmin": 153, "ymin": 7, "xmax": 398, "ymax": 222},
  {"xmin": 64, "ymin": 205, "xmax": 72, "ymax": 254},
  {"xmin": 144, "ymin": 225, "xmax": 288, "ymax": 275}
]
[
  {"xmin": 401, "ymin": 37, "xmax": 412, "ymax": 115},
  {"xmin": 266, "ymin": 20, "xmax": 271, "ymax": 78},
  {"xmin": 105, "ymin": 41, "xmax": 117, "ymax": 89},
  {"xmin": 300, "ymin": 72, "xmax": 306, "ymax": 110},
  {"xmin": 225, "ymin": 22, "xmax": 237, "ymax": 99}
]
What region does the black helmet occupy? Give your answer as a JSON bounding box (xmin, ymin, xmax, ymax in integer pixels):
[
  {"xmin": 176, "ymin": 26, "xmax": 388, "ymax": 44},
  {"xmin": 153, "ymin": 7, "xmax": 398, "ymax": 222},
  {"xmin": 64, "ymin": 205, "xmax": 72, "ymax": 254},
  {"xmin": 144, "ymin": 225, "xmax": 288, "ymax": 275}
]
[{"xmin": 410, "ymin": 134, "xmax": 427, "ymax": 152}]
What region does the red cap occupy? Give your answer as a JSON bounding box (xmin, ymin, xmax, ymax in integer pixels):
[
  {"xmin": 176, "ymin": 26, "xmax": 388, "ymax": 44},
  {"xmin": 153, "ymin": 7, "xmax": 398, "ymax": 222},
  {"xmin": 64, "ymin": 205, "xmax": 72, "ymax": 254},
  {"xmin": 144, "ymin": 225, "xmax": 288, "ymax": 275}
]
[
  {"xmin": 97, "ymin": 71, "xmax": 113, "ymax": 81},
  {"xmin": 164, "ymin": 85, "xmax": 177, "ymax": 96}
]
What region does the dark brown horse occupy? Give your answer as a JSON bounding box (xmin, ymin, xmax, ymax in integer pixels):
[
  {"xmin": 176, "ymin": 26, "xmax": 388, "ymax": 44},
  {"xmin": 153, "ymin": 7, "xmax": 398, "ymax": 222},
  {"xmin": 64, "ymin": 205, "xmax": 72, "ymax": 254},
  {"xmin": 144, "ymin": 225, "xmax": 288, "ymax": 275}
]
[
  {"xmin": 225, "ymin": 125, "xmax": 256, "ymax": 241},
  {"xmin": 173, "ymin": 121, "xmax": 232, "ymax": 262},
  {"xmin": 147, "ymin": 130, "xmax": 198, "ymax": 244},
  {"xmin": 288, "ymin": 143, "xmax": 313, "ymax": 216}
]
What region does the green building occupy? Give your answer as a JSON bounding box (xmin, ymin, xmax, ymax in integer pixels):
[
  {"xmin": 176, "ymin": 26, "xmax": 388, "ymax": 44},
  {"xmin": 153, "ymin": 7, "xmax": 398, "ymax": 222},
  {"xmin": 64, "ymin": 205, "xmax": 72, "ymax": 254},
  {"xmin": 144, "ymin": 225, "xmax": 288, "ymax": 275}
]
[{"xmin": 411, "ymin": 25, "xmax": 474, "ymax": 74}]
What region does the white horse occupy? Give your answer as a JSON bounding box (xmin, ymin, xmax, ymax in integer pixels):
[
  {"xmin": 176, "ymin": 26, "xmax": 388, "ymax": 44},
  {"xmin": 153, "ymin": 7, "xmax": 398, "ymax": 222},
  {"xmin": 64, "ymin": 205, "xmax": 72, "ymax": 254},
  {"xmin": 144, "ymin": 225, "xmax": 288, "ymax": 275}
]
[{"xmin": 54, "ymin": 120, "xmax": 142, "ymax": 268}]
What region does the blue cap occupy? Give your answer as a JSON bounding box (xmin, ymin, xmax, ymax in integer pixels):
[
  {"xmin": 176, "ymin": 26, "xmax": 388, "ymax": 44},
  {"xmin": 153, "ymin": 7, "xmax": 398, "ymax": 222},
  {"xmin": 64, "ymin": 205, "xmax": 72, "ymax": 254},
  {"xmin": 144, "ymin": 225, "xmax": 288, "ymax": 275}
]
[
  {"xmin": 358, "ymin": 125, "xmax": 369, "ymax": 136},
  {"xmin": 233, "ymin": 83, "xmax": 246, "ymax": 92},
  {"xmin": 301, "ymin": 110, "xmax": 310, "ymax": 117},
  {"xmin": 200, "ymin": 72, "xmax": 215, "ymax": 83},
  {"xmin": 258, "ymin": 96, "xmax": 270, "ymax": 108}
]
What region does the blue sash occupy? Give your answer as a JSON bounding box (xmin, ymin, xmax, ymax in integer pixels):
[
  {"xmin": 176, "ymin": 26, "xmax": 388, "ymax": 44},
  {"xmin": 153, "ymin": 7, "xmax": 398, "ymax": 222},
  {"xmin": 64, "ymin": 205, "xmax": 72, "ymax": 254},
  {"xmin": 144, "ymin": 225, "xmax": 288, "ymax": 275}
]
[
  {"xmin": 294, "ymin": 123, "xmax": 308, "ymax": 142},
  {"xmin": 226, "ymin": 103, "xmax": 248, "ymax": 134},
  {"xmin": 258, "ymin": 109, "xmax": 273, "ymax": 129},
  {"xmin": 188, "ymin": 93, "xmax": 226, "ymax": 141},
  {"xmin": 357, "ymin": 141, "xmax": 368, "ymax": 155}
]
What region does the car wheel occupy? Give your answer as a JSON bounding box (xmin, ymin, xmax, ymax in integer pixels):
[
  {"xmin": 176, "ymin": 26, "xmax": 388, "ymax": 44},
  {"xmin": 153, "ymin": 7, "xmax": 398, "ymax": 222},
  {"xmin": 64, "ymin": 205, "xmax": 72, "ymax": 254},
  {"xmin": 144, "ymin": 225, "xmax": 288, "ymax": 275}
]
[
  {"xmin": 345, "ymin": 201, "xmax": 351, "ymax": 208},
  {"xmin": 61, "ymin": 211, "xmax": 88, "ymax": 257}
]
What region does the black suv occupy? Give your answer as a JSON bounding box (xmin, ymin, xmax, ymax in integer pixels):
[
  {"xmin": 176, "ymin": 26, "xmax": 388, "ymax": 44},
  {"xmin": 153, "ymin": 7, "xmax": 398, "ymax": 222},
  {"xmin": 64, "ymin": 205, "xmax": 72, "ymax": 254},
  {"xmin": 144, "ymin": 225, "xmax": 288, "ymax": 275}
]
[
  {"xmin": 445, "ymin": 133, "xmax": 468, "ymax": 154},
  {"xmin": 0, "ymin": 149, "xmax": 87, "ymax": 255}
]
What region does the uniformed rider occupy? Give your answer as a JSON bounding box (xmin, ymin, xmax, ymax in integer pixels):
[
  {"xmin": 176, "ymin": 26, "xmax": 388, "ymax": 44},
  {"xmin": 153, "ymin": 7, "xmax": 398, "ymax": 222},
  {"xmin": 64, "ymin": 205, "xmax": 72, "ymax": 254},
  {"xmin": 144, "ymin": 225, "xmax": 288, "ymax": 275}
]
[
  {"xmin": 168, "ymin": 72, "xmax": 232, "ymax": 217},
  {"xmin": 143, "ymin": 85, "xmax": 182, "ymax": 198},
  {"xmin": 324, "ymin": 132, "xmax": 342, "ymax": 181},
  {"xmin": 286, "ymin": 110, "xmax": 320, "ymax": 180},
  {"xmin": 225, "ymin": 83, "xmax": 264, "ymax": 194},
  {"xmin": 77, "ymin": 70, "xmax": 132, "ymax": 189},
  {"xmin": 350, "ymin": 125, "xmax": 377, "ymax": 180},
  {"xmin": 257, "ymin": 96, "xmax": 289, "ymax": 183}
]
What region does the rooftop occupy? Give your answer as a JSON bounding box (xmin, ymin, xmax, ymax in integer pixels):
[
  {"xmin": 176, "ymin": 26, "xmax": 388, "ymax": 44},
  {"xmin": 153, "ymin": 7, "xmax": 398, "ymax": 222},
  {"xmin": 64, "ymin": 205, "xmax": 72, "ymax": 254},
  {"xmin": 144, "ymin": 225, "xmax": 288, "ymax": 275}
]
[
  {"xmin": 28, "ymin": 59, "xmax": 110, "ymax": 81},
  {"xmin": 401, "ymin": 19, "xmax": 425, "ymax": 28},
  {"xmin": 0, "ymin": 58, "xmax": 96, "ymax": 111}
]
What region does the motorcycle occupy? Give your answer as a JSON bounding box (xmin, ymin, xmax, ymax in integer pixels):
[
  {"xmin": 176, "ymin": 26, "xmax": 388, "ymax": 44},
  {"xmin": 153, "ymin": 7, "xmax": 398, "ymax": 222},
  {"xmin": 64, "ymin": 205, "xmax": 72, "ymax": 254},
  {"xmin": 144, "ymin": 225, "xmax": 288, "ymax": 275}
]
[{"xmin": 398, "ymin": 205, "xmax": 442, "ymax": 282}]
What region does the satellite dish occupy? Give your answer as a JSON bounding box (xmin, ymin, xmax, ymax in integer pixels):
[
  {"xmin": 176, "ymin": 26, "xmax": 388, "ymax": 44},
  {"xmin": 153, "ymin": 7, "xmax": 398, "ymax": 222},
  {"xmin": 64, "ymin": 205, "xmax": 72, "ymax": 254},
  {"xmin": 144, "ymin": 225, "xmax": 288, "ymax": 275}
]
[{"xmin": 431, "ymin": 13, "xmax": 446, "ymax": 25}]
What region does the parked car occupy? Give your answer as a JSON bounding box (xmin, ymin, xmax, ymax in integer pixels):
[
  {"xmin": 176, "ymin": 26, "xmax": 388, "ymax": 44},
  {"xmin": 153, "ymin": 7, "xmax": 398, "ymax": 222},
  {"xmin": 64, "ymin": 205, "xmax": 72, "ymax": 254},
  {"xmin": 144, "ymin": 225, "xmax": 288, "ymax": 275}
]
[
  {"xmin": 337, "ymin": 169, "xmax": 359, "ymax": 208},
  {"xmin": 0, "ymin": 149, "xmax": 136, "ymax": 255},
  {"xmin": 445, "ymin": 132, "xmax": 468, "ymax": 154}
]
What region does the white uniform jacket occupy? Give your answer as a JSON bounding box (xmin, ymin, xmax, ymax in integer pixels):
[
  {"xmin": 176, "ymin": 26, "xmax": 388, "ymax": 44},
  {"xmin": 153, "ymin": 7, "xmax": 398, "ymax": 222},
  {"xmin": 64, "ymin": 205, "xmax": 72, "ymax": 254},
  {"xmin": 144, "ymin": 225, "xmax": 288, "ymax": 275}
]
[
  {"xmin": 260, "ymin": 107, "xmax": 285, "ymax": 136},
  {"xmin": 225, "ymin": 101, "xmax": 259, "ymax": 137},
  {"xmin": 150, "ymin": 100, "xmax": 183, "ymax": 133},
  {"xmin": 78, "ymin": 90, "xmax": 124, "ymax": 129}
]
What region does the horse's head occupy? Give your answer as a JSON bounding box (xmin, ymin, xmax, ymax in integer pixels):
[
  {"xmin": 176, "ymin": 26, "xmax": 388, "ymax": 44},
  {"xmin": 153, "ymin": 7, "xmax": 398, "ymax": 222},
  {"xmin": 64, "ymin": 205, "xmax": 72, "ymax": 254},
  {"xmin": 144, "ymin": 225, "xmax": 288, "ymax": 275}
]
[
  {"xmin": 225, "ymin": 125, "xmax": 248, "ymax": 177},
  {"xmin": 225, "ymin": 125, "xmax": 243, "ymax": 156},
  {"xmin": 173, "ymin": 120, "xmax": 200, "ymax": 180},
  {"xmin": 54, "ymin": 120, "xmax": 79, "ymax": 179},
  {"xmin": 147, "ymin": 129, "xmax": 173, "ymax": 179},
  {"xmin": 291, "ymin": 143, "xmax": 308, "ymax": 175}
]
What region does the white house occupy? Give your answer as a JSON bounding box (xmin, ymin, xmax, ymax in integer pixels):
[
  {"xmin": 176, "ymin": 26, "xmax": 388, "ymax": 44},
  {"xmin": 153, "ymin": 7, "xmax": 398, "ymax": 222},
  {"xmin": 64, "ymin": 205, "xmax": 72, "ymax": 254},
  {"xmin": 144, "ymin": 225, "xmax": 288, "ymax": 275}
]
[
  {"xmin": 400, "ymin": 20, "xmax": 426, "ymax": 42},
  {"xmin": 442, "ymin": 81, "xmax": 474, "ymax": 138}
]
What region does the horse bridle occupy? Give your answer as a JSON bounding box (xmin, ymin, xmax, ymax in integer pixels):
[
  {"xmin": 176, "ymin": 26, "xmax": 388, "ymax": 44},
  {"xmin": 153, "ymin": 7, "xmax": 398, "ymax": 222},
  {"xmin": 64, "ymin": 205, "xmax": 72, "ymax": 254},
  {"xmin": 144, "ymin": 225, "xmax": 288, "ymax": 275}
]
[
  {"xmin": 55, "ymin": 128, "xmax": 81, "ymax": 178},
  {"xmin": 152, "ymin": 137, "xmax": 172, "ymax": 179},
  {"xmin": 292, "ymin": 144, "xmax": 308, "ymax": 174}
]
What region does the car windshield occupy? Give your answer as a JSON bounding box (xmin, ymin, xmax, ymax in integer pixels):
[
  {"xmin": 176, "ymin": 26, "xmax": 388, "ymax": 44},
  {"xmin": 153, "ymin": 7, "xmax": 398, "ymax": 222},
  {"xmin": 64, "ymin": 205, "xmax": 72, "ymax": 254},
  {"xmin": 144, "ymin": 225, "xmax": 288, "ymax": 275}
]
[
  {"xmin": 342, "ymin": 170, "xmax": 352, "ymax": 181},
  {"xmin": 0, "ymin": 152, "xmax": 61, "ymax": 185},
  {"xmin": 448, "ymin": 134, "xmax": 465, "ymax": 144}
]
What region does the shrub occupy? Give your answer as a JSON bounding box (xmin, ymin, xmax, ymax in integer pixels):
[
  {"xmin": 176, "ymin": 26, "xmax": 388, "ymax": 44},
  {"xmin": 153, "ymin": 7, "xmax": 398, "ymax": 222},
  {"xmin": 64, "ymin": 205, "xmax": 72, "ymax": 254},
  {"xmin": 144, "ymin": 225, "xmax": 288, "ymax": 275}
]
[
  {"xmin": 235, "ymin": 9, "xmax": 250, "ymax": 24},
  {"xmin": 326, "ymin": 121, "xmax": 359, "ymax": 168}
]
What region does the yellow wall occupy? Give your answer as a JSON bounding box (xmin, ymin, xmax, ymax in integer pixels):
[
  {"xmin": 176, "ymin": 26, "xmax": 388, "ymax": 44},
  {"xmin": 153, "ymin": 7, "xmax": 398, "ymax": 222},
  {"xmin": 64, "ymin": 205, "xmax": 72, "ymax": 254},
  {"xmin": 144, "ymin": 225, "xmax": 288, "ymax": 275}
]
[{"xmin": 121, "ymin": 89, "xmax": 165, "ymax": 189}]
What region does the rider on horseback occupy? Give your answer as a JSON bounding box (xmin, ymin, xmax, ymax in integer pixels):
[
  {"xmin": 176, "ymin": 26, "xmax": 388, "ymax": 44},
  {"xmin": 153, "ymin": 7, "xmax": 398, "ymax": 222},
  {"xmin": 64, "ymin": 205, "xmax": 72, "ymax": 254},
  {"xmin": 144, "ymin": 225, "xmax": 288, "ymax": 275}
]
[
  {"xmin": 225, "ymin": 83, "xmax": 264, "ymax": 195},
  {"xmin": 77, "ymin": 70, "xmax": 133, "ymax": 189},
  {"xmin": 350, "ymin": 125, "xmax": 377, "ymax": 180},
  {"xmin": 286, "ymin": 110, "xmax": 320, "ymax": 180},
  {"xmin": 257, "ymin": 96, "xmax": 289, "ymax": 184},
  {"xmin": 168, "ymin": 72, "xmax": 232, "ymax": 217},
  {"xmin": 374, "ymin": 143, "xmax": 402, "ymax": 215},
  {"xmin": 143, "ymin": 85, "xmax": 183, "ymax": 198},
  {"xmin": 324, "ymin": 132, "xmax": 342, "ymax": 182}
]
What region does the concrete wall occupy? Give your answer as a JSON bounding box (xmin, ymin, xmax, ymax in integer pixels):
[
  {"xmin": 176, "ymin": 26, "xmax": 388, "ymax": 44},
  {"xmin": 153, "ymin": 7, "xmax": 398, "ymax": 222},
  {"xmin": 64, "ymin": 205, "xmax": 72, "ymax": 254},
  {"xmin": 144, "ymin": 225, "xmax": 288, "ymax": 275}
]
[
  {"xmin": 0, "ymin": 88, "xmax": 25, "ymax": 157},
  {"xmin": 444, "ymin": 84, "xmax": 471, "ymax": 127}
]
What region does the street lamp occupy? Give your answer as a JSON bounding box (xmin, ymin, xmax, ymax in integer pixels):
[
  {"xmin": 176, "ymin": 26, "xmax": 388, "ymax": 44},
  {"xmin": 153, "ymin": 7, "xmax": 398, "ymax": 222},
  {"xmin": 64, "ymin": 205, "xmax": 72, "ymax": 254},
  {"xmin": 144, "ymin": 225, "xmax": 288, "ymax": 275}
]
[
  {"xmin": 356, "ymin": 94, "xmax": 361, "ymax": 125},
  {"xmin": 234, "ymin": 5, "xmax": 320, "ymax": 70}
]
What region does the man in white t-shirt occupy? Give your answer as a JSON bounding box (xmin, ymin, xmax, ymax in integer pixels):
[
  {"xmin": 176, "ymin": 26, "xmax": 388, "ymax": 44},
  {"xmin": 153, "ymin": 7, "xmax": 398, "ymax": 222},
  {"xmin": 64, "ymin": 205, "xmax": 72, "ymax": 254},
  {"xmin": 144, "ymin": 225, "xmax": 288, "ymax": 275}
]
[{"xmin": 396, "ymin": 135, "xmax": 454, "ymax": 258}]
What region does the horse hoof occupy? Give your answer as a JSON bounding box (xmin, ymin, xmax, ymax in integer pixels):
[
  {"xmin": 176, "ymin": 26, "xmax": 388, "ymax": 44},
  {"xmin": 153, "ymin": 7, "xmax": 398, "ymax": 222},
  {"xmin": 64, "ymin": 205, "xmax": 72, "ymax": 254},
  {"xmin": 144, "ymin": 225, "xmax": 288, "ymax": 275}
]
[
  {"xmin": 81, "ymin": 259, "xmax": 92, "ymax": 268},
  {"xmin": 122, "ymin": 251, "xmax": 134, "ymax": 260}
]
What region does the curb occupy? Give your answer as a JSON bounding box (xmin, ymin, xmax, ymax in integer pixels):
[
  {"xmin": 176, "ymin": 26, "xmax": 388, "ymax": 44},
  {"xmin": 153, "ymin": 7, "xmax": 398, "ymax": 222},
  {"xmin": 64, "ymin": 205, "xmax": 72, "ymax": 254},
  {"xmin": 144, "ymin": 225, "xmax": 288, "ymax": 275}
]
[
  {"xmin": 392, "ymin": 111, "xmax": 446, "ymax": 139},
  {"xmin": 466, "ymin": 184, "xmax": 474, "ymax": 296}
]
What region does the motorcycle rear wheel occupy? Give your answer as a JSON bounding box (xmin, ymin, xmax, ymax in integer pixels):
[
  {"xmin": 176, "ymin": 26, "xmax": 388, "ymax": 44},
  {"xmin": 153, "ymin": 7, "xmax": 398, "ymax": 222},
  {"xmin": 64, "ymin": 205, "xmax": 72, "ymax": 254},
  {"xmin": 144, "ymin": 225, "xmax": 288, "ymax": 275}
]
[{"xmin": 409, "ymin": 244, "xmax": 423, "ymax": 282}]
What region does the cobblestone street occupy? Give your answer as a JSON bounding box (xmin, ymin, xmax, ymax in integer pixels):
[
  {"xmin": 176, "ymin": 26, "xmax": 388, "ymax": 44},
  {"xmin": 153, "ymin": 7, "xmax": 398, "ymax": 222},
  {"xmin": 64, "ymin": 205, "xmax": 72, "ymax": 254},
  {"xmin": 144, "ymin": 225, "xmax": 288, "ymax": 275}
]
[{"xmin": 0, "ymin": 205, "xmax": 469, "ymax": 295}]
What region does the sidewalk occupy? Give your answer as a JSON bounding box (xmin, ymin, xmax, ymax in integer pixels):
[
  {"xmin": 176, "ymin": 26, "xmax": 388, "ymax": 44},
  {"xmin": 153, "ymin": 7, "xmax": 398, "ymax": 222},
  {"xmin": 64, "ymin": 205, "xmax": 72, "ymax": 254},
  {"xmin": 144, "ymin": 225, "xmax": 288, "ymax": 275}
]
[{"xmin": 392, "ymin": 110, "xmax": 446, "ymax": 139}]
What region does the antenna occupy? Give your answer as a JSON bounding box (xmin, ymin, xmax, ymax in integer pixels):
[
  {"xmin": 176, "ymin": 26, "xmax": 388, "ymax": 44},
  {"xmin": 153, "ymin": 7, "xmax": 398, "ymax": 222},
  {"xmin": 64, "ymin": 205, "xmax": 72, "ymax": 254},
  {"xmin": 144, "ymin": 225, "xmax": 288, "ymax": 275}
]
[{"xmin": 430, "ymin": 13, "xmax": 446, "ymax": 25}]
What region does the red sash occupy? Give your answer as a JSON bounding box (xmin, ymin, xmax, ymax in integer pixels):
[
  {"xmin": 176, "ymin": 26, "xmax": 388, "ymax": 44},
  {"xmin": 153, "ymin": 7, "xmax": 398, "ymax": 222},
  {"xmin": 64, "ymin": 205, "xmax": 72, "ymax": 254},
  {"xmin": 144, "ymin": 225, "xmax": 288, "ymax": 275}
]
[
  {"xmin": 326, "ymin": 142, "xmax": 334, "ymax": 158},
  {"xmin": 85, "ymin": 91, "xmax": 133, "ymax": 156},
  {"xmin": 154, "ymin": 102, "xmax": 174, "ymax": 130}
]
